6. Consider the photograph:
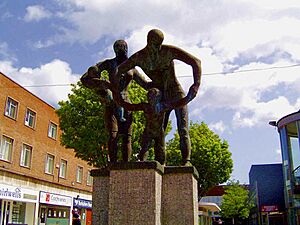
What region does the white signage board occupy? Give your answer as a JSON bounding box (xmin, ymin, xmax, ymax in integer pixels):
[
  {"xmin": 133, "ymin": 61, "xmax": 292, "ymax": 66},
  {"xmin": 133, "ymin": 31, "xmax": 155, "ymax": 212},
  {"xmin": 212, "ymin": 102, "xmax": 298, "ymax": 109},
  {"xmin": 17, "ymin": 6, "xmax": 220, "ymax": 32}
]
[
  {"xmin": 39, "ymin": 191, "xmax": 72, "ymax": 207},
  {"xmin": 0, "ymin": 183, "xmax": 38, "ymax": 203}
]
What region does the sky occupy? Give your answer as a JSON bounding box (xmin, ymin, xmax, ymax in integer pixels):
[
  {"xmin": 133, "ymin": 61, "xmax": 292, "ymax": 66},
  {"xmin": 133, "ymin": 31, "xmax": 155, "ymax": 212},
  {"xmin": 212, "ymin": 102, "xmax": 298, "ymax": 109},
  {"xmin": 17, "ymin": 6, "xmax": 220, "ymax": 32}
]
[{"xmin": 1, "ymin": 0, "xmax": 300, "ymax": 183}]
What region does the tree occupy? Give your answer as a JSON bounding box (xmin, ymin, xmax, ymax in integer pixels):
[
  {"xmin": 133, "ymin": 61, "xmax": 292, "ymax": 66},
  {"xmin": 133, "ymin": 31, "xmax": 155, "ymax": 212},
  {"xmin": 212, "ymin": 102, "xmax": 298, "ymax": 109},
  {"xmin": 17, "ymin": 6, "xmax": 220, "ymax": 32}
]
[
  {"xmin": 166, "ymin": 122, "xmax": 233, "ymax": 196},
  {"xmin": 56, "ymin": 80, "xmax": 148, "ymax": 167},
  {"xmin": 220, "ymin": 180, "xmax": 254, "ymax": 224}
]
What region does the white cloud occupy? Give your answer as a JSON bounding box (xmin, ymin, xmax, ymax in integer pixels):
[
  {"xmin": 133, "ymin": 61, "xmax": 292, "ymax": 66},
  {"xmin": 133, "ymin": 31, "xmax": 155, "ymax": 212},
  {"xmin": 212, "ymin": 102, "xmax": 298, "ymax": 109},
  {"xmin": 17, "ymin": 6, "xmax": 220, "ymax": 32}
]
[
  {"xmin": 232, "ymin": 96, "xmax": 297, "ymax": 128},
  {"xmin": 24, "ymin": 5, "xmax": 52, "ymax": 22},
  {"xmin": 208, "ymin": 121, "xmax": 226, "ymax": 134},
  {"xmin": 0, "ymin": 60, "xmax": 78, "ymax": 107},
  {"xmin": 211, "ymin": 18, "xmax": 300, "ymax": 62},
  {"xmin": 190, "ymin": 60, "xmax": 300, "ymax": 128},
  {"xmin": 0, "ymin": 42, "xmax": 16, "ymax": 62},
  {"xmin": 39, "ymin": 0, "xmax": 257, "ymax": 46}
]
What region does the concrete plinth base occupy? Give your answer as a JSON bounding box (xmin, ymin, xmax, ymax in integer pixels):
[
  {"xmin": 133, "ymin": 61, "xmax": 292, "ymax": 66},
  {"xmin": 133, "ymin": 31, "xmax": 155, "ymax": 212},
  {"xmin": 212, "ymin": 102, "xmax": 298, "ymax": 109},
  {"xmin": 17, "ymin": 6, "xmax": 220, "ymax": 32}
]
[
  {"xmin": 162, "ymin": 166, "xmax": 199, "ymax": 225},
  {"xmin": 108, "ymin": 162, "xmax": 164, "ymax": 225},
  {"xmin": 91, "ymin": 162, "xmax": 199, "ymax": 225},
  {"xmin": 91, "ymin": 168, "xmax": 110, "ymax": 224}
]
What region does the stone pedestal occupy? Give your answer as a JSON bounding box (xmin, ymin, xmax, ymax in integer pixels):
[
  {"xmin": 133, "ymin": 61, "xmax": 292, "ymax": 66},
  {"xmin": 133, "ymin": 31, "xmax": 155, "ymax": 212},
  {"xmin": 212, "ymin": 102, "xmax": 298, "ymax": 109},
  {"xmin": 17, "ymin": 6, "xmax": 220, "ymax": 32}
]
[
  {"xmin": 162, "ymin": 166, "xmax": 199, "ymax": 225},
  {"xmin": 91, "ymin": 162, "xmax": 199, "ymax": 225},
  {"xmin": 91, "ymin": 168, "xmax": 110, "ymax": 225},
  {"xmin": 108, "ymin": 162, "xmax": 164, "ymax": 225}
]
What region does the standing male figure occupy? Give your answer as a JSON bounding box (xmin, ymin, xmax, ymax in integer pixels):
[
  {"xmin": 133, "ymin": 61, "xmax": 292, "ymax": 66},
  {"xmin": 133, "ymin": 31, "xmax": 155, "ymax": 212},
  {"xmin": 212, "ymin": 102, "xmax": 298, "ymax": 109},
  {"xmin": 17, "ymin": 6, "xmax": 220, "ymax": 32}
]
[
  {"xmin": 115, "ymin": 29, "xmax": 202, "ymax": 165},
  {"xmin": 81, "ymin": 40, "xmax": 149, "ymax": 163}
]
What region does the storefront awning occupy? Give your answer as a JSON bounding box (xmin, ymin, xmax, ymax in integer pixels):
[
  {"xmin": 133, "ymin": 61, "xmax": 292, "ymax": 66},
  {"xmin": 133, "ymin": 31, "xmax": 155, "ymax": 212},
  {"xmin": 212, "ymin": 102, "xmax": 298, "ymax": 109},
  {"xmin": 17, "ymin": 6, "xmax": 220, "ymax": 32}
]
[{"xmin": 199, "ymin": 202, "xmax": 221, "ymax": 212}]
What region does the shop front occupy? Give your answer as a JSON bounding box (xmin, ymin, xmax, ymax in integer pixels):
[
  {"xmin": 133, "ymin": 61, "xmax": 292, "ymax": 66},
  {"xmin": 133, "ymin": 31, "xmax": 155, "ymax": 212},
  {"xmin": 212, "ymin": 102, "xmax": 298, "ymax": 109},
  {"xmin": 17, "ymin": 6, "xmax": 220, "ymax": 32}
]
[
  {"xmin": 73, "ymin": 198, "xmax": 92, "ymax": 225},
  {"xmin": 273, "ymin": 110, "xmax": 300, "ymax": 225},
  {"xmin": 39, "ymin": 191, "xmax": 72, "ymax": 225},
  {"xmin": 0, "ymin": 183, "xmax": 38, "ymax": 225}
]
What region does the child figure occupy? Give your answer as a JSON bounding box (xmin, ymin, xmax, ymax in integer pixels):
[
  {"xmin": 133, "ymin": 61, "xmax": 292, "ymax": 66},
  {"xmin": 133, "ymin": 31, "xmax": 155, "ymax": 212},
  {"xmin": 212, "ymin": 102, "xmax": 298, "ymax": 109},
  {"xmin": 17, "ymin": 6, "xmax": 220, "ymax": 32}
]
[
  {"xmin": 94, "ymin": 69, "xmax": 126, "ymax": 122},
  {"xmin": 116, "ymin": 88, "xmax": 190, "ymax": 165}
]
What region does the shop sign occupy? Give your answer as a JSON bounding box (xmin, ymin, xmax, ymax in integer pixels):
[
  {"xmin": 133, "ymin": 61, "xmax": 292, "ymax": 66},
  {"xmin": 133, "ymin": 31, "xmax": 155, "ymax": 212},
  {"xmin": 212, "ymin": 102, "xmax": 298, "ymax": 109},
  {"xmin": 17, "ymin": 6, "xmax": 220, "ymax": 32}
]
[
  {"xmin": 73, "ymin": 198, "xmax": 92, "ymax": 209},
  {"xmin": 261, "ymin": 205, "xmax": 279, "ymax": 212},
  {"xmin": 40, "ymin": 191, "xmax": 72, "ymax": 207},
  {"xmin": 0, "ymin": 183, "xmax": 38, "ymax": 203}
]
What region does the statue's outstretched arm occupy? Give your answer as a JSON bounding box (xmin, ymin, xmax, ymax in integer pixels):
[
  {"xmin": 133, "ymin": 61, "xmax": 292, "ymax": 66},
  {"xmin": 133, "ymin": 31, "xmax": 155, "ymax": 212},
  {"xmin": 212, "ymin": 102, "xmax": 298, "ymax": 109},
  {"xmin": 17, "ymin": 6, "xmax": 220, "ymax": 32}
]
[
  {"xmin": 161, "ymin": 95, "xmax": 189, "ymax": 113},
  {"xmin": 132, "ymin": 69, "xmax": 152, "ymax": 90},
  {"xmin": 114, "ymin": 93, "xmax": 145, "ymax": 112},
  {"xmin": 81, "ymin": 60, "xmax": 109, "ymax": 89},
  {"xmin": 170, "ymin": 46, "xmax": 202, "ymax": 101}
]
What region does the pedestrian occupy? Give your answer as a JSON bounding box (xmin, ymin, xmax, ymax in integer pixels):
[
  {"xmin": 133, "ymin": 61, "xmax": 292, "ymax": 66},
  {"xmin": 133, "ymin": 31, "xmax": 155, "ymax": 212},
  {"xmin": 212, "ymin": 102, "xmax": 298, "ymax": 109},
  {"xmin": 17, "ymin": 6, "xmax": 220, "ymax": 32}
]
[{"xmin": 73, "ymin": 213, "xmax": 81, "ymax": 225}]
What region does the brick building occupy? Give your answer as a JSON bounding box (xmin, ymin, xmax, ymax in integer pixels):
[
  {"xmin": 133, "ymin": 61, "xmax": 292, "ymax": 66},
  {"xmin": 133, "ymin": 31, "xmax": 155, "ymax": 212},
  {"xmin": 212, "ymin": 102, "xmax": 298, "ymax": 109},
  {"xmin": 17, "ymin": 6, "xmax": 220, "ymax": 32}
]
[{"xmin": 0, "ymin": 72, "xmax": 93, "ymax": 225}]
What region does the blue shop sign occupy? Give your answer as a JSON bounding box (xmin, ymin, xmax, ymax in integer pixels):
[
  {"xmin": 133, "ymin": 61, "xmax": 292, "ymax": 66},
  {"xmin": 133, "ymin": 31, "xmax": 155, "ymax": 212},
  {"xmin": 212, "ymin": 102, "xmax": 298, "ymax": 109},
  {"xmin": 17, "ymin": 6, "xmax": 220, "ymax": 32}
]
[{"xmin": 73, "ymin": 198, "xmax": 92, "ymax": 209}]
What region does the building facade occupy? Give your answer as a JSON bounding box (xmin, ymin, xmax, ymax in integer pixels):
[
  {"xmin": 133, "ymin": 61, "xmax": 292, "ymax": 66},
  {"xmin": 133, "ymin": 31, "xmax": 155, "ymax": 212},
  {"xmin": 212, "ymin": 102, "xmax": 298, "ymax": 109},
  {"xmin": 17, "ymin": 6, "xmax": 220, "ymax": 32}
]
[
  {"xmin": 270, "ymin": 110, "xmax": 300, "ymax": 225},
  {"xmin": 0, "ymin": 72, "xmax": 93, "ymax": 225},
  {"xmin": 249, "ymin": 164, "xmax": 287, "ymax": 225},
  {"xmin": 199, "ymin": 185, "xmax": 224, "ymax": 224}
]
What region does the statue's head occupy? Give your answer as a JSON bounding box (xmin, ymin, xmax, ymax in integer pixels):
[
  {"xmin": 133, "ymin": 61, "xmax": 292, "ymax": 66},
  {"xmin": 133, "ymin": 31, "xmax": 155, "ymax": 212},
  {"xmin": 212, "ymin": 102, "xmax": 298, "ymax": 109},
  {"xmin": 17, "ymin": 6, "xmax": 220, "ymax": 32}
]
[
  {"xmin": 113, "ymin": 40, "xmax": 128, "ymax": 57},
  {"xmin": 147, "ymin": 29, "xmax": 164, "ymax": 49},
  {"xmin": 147, "ymin": 88, "xmax": 162, "ymax": 106}
]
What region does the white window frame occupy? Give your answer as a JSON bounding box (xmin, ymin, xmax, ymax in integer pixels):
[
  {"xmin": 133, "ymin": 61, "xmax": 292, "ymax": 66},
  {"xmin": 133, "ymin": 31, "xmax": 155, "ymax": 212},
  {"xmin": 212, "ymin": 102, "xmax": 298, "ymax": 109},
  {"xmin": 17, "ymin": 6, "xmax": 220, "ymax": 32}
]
[
  {"xmin": 59, "ymin": 159, "xmax": 67, "ymax": 179},
  {"xmin": 0, "ymin": 135, "xmax": 13, "ymax": 162},
  {"xmin": 45, "ymin": 154, "xmax": 55, "ymax": 174},
  {"xmin": 20, "ymin": 143, "xmax": 32, "ymax": 168},
  {"xmin": 48, "ymin": 122, "xmax": 57, "ymax": 139},
  {"xmin": 76, "ymin": 166, "xmax": 83, "ymax": 183},
  {"xmin": 25, "ymin": 108, "xmax": 36, "ymax": 128},
  {"xmin": 87, "ymin": 170, "xmax": 93, "ymax": 186},
  {"xmin": 5, "ymin": 97, "xmax": 18, "ymax": 119}
]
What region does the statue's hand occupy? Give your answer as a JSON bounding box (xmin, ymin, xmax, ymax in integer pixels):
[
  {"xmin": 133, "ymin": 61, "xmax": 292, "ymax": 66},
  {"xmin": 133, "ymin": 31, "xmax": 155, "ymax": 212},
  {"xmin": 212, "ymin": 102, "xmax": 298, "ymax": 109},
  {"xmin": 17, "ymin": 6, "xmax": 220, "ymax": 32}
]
[{"xmin": 187, "ymin": 84, "xmax": 199, "ymax": 101}]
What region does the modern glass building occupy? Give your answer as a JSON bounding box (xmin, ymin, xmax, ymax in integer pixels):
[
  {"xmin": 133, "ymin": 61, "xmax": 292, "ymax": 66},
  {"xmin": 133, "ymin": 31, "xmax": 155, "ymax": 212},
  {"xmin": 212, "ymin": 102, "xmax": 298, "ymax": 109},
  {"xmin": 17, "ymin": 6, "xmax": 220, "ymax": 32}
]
[{"xmin": 271, "ymin": 110, "xmax": 300, "ymax": 225}]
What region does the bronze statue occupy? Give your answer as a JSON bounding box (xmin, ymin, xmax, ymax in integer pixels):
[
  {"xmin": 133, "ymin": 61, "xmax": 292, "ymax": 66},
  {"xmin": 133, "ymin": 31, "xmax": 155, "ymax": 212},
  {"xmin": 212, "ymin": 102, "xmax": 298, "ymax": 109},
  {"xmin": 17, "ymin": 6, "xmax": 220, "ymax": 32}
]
[
  {"xmin": 81, "ymin": 40, "xmax": 149, "ymax": 163},
  {"xmin": 114, "ymin": 29, "xmax": 202, "ymax": 165},
  {"xmin": 115, "ymin": 87, "xmax": 192, "ymax": 165}
]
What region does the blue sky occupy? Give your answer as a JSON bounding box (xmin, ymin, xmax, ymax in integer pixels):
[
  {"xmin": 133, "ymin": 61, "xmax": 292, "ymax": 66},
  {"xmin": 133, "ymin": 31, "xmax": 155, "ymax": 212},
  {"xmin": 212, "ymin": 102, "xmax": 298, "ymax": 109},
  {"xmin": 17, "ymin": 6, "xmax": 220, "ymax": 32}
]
[{"xmin": 1, "ymin": 0, "xmax": 300, "ymax": 183}]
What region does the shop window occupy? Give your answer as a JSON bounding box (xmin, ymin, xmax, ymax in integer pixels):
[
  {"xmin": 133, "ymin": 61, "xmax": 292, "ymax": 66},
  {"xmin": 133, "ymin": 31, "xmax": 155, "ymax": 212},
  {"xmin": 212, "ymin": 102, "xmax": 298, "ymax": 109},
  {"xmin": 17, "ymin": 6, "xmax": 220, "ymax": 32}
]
[
  {"xmin": 5, "ymin": 97, "xmax": 18, "ymax": 119},
  {"xmin": 287, "ymin": 122, "xmax": 300, "ymax": 185},
  {"xmin": 12, "ymin": 201, "xmax": 26, "ymax": 223},
  {"xmin": 25, "ymin": 108, "xmax": 36, "ymax": 128},
  {"xmin": 46, "ymin": 207, "xmax": 70, "ymax": 219},
  {"xmin": 87, "ymin": 170, "xmax": 93, "ymax": 186},
  {"xmin": 48, "ymin": 122, "xmax": 57, "ymax": 139},
  {"xmin": 20, "ymin": 144, "xmax": 32, "ymax": 168},
  {"xmin": 45, "ymin": 154, "xmax": 55, "ymax": 174},
  {"xmin": 0, "ymin": 135, "xmax": 13, "ymax": 162},
  {"xmin": 59, "ymin": 159, "xmax": 67, "ymax": 178},
  {"xmin": 76, "ymin": 166, "xmax": 83, "ymax": 183}
]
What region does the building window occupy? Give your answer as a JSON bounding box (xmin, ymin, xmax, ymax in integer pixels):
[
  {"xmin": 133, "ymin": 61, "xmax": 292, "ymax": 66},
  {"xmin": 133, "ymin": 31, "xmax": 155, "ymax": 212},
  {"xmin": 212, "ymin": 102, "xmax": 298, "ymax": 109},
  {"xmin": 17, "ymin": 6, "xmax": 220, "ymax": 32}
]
[
  {"xmin": 20, "ymin": 144, "xmax": 32, "ymax": 168},
  {"xmin": 59, "ymin": 159, "xmax": 67, "ymax": 178},
  {"xmin": 48, "ymin": 122, "xmax": 57, "ymax": 139},
  {"xmin": 76, "ymin": 166, "xmax": 83, "ymax": 183},
  {"xmin": 0, "ymin": 136, "xmax": 13, "ymax": 162},
  {"xmin": 5, "ymin": 97, "xmax": 18, "ymax": 119},
  {"xmin": 25, "ymin": 108, "xmax": 36, "ymax": 128},
  {"xmin": 87, "ymin": 170, "xmax": 93, "ymax": 186},
  {"xmin": 12, "ymin": 201, "xmax": 26, "ymax": 223},
  {"xmin": 45, "ymin": 154, "xmax": 54, "ymax": 174}
]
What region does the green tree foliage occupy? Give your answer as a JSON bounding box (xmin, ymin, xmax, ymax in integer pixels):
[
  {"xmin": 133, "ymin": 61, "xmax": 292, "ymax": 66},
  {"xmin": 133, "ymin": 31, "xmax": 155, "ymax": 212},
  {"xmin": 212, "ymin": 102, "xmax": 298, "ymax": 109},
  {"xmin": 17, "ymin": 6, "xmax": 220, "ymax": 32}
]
[
  {"xmin": 220, "ymin": 180, "xmax": 254, "ymax": 224},
  {"xmin": 57, "ymin": 82, "xmax": 108, "ymax": 167},
  {"xmin": 56, "ymin": 80, "xmax": 148, "ymax": 167},
  {"xmin": 166, "ymin": 122, "xmax": 233, "ymax": 196}
]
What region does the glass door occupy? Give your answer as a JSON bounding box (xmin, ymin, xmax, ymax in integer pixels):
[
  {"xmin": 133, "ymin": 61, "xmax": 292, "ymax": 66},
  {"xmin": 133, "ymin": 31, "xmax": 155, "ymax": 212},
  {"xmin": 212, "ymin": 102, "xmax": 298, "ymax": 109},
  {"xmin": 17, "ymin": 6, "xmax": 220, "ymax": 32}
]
[
  {"xmin": 39, "ymin": 206, "xmax": 46, "ymax": 225},
  {"xmin": 0, "ymin": 200, "xmax": 11, "ymax": 225}
]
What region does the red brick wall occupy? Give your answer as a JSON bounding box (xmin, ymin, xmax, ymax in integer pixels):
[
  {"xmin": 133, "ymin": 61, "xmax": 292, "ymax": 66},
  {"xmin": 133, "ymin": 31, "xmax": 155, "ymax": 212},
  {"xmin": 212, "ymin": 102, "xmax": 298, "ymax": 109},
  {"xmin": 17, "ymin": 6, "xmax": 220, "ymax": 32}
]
[{"xmin": 0, "ymin": 72, "xmax": 94, "ymax": 192}]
